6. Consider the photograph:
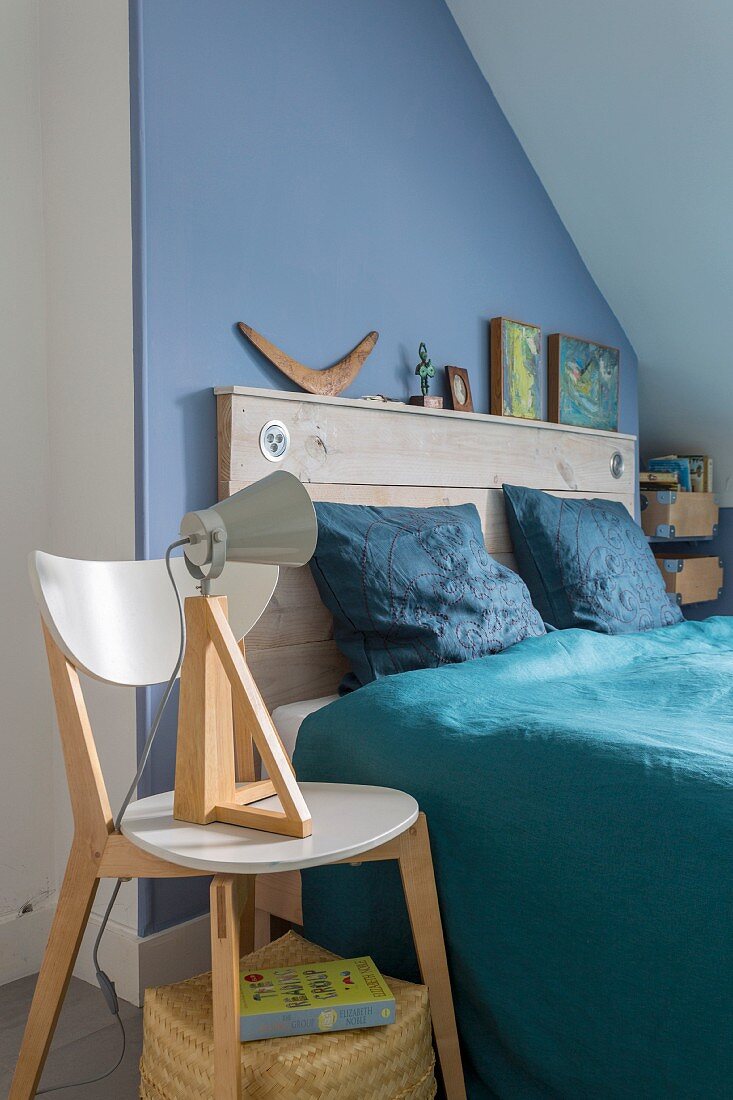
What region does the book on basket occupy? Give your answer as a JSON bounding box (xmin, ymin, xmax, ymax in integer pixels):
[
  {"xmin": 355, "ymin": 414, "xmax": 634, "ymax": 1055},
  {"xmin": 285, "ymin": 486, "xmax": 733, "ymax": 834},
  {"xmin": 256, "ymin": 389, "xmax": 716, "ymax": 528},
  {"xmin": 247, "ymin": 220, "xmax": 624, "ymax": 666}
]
[
  {"xmin": 646, "ymin": 456, "xmax": 692, "ymax": 492},
  {"xmin": 639, "ymin": 470, "xmax": 679, "ymax": 491},
  {"xmin": 239, "ymin": 955, "xmax": 396, "ymax": 1041},
  {"xmin": 646, "ymin": 455, "xmax": 713, "ymax": 493},
  {"xmin": 676, "ymin": 454, "xmax": 713, "ymax": 493}
]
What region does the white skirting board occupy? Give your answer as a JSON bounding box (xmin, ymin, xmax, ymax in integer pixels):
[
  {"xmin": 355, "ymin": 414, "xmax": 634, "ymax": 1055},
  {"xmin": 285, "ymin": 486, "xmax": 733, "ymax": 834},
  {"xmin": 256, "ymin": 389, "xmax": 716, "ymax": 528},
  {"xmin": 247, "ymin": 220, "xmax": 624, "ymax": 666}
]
[
  {"xmin": 0, "ymin": 904, "xmax": 55, "ymax": 988},
  {"xmin": 73, "ymin": 910, "xmax": 212, "ymax": 1008},
  {"xmin": 1, "ymin": 900, "xmax": 212, "ymax": 1009}
]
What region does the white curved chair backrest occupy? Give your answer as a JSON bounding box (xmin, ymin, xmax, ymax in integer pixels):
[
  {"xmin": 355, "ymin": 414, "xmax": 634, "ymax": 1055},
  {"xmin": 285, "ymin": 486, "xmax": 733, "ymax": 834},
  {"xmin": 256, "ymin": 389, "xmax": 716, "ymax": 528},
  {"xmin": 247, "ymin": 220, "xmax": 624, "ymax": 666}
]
[{"xmin": 29, "ymin": 551, "xmax": 279, "ymax": 687}]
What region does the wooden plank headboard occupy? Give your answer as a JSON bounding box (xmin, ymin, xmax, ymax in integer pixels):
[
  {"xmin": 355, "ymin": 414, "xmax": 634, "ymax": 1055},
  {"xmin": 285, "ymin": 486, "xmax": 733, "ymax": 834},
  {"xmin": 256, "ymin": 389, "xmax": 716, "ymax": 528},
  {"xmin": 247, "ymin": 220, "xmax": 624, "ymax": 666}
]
[{"xmin": 215, "ymin": 387, "xmax": 636, "ymax": 710}]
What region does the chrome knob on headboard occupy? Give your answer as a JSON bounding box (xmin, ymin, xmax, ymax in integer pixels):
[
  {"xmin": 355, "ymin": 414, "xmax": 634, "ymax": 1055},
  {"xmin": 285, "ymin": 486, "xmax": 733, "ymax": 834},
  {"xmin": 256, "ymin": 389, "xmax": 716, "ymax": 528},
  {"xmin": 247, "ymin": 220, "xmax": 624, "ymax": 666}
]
[{"xmin": 610, "ymin": 451, "xmax": 625, "ymax": 479}]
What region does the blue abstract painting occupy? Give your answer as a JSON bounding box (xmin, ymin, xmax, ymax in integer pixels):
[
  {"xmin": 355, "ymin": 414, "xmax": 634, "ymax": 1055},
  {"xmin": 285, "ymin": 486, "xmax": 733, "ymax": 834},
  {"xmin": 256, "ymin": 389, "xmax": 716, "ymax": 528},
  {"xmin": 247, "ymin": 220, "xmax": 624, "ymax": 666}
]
[{"xmin": 551, "ymin": 335, "xmax": 619, "ymax": 431}]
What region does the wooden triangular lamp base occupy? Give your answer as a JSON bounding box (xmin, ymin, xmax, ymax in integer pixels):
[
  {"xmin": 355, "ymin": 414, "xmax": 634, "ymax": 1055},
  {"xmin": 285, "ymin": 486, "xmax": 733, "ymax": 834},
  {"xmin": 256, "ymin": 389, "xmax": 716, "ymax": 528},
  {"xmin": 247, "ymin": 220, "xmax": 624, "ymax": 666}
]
[{"xmin": 173, "ymin": 595, "xmax": 312, "ymax": 838}]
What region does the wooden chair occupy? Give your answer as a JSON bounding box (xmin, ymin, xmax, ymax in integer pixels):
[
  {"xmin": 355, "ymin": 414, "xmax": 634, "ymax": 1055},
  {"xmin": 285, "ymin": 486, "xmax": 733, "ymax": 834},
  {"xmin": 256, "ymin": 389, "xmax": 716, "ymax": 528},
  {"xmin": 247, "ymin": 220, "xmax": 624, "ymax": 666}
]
[{"xmin": 10, "ymin": 551, "xmax": 278, "ymax": 1100}]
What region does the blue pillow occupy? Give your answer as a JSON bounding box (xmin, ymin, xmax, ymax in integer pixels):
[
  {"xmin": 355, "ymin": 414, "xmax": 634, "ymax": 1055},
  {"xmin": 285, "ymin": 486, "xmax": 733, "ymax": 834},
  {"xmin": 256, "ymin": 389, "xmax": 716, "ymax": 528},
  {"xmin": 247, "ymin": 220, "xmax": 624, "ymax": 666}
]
[
  {"xmin": 310, "ymin": 501, "xmax": 545, "ymax": 690},
  {"xmin": 502, "ymin": 484, "xmax": 684, "ymax": 633}
]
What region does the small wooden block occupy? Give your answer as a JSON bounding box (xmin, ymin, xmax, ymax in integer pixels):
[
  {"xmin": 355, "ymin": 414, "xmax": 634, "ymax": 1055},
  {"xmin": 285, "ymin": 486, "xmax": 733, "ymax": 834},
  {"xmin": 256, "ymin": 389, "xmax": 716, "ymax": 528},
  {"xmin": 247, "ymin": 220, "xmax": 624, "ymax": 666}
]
[{"xmin": 409, "ymin": 395, "xmax": 443, "ymax": 408}]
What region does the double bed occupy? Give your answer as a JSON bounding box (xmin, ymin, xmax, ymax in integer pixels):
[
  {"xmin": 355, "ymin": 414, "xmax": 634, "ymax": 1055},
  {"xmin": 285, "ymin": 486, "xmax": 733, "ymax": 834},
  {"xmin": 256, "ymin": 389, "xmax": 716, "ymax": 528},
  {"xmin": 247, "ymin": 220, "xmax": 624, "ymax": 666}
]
[{"xmin": 216, "ymin": 387, "xmax": 731, "ymax": 1098}]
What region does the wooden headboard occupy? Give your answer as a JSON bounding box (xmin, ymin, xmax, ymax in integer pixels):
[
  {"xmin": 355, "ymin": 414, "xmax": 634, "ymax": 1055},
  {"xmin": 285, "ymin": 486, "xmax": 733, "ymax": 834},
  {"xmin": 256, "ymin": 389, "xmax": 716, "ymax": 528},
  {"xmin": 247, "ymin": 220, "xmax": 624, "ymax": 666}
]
[{"xmin": 216, "ymin": 387, "xmax": 636, "ymax": 710}]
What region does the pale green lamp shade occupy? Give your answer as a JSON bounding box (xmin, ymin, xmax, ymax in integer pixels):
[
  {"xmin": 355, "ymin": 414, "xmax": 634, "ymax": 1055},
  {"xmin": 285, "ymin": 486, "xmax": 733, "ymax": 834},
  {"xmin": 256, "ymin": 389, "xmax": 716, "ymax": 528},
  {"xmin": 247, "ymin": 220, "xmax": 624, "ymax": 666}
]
[{"xmin": 180, "ymin": 470, "xmax": 318, "ymax": 582}]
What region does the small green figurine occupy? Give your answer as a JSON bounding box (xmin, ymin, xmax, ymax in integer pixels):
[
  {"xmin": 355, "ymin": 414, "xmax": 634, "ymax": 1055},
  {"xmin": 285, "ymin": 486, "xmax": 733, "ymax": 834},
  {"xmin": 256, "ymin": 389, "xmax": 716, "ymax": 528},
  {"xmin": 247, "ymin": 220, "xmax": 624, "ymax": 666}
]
[{"xmin": 415, "ymin": 342, "xmax": 435, "ymax": 398}]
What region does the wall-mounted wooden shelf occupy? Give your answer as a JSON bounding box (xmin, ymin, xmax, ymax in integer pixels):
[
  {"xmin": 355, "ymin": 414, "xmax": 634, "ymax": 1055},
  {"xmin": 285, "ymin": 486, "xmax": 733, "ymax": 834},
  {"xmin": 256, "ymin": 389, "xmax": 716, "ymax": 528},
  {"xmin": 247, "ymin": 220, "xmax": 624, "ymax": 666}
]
[
  {"xmin": 641, "ymin": 490, "xmax": 718, "ymax": 541},
  {"xmin": 642, "ymin": 489, "xmax": 723, "ymax": 605},
  {"xmin": 654, "ymin": 554, "xmax": 724, "ymax": 606}
]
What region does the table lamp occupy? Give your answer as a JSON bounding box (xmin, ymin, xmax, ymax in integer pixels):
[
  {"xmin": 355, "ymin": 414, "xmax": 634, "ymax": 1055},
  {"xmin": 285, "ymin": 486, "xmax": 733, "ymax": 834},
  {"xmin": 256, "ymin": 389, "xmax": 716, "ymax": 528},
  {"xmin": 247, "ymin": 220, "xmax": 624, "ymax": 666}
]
[{"xmin": 173, "ymin": 470, "xmax": 318, "ymax": 838}]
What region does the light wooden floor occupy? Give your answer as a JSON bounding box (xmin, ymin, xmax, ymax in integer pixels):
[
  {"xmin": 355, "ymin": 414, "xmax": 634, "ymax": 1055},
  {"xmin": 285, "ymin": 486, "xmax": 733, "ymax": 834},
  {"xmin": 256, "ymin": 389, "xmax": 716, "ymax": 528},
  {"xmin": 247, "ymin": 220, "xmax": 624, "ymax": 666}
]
[{"xmin": 0, "ymin": 973, "xmax": 142, "ymax": 1097}]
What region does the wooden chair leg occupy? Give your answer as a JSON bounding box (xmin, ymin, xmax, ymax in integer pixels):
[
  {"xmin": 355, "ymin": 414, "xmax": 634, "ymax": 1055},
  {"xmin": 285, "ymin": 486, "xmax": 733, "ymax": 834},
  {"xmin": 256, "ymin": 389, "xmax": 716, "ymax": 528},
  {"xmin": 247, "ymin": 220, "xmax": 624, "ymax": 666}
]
[
  {"xmin": 9, "ymin": 842, "xmax": 100, "ymax": 1100},
  {"xmin": 239, "ymin": 873, "xmax": 256, "ymax": 956},
  {"xmin": 210, "ymin": 874, "xmax": 250, "ymax": 1100},
  {"xmin": 253, "ymin": 906, "xmax": 272, "ymax": 950},
  {"xmin": 398, "ymin": 814, "xmax": 466, "ymax": 1100}
]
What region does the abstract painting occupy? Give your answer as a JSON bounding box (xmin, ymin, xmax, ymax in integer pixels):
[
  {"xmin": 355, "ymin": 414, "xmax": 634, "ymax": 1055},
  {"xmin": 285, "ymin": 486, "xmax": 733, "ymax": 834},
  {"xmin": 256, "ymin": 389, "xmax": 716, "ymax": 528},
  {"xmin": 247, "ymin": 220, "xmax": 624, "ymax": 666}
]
[
  {"xmin": 490, "ymin": 317, "xmax": 542, "ymax": 419},
  {"xmin": 548, "ymin": 334, "xmax": 619, "ymax": 431}
]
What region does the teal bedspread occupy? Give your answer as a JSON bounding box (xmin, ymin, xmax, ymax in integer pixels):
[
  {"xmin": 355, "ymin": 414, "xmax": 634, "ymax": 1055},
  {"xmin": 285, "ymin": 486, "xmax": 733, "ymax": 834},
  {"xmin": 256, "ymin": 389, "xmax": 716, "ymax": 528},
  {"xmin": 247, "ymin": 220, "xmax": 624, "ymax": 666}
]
[{"xmin": 293, "ymin": 618, "xmax": 733, "ymax": 1099}]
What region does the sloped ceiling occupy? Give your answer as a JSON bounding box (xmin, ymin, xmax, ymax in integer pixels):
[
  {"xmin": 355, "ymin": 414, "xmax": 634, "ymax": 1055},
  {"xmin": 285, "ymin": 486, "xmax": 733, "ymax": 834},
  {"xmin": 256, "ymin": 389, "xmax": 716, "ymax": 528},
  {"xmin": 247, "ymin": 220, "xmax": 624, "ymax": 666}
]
[{"xmin": 447, "ymin": 0, "xmax": 733, "ymax": 503}]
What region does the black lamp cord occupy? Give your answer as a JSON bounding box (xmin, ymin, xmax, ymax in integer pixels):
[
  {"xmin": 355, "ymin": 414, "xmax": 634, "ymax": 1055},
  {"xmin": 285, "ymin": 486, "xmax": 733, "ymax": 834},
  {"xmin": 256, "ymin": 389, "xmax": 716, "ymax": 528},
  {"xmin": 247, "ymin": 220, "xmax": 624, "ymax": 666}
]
[{"xmin": 37, "ymin": 537, "xmax": 189, "ymax": 1095}]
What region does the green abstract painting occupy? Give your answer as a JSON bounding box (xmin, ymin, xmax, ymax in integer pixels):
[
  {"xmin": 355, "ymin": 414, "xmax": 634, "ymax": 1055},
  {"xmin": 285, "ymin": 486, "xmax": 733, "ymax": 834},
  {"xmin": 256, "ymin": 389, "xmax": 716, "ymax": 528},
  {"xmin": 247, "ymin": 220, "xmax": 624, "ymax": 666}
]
[
  {"xmin": 493, "ymin": 318, "xmax": 541, "ymax": 419},
  {"xmin": 552, "ymin": 335, "xmax": 619, "ymax": 431}
]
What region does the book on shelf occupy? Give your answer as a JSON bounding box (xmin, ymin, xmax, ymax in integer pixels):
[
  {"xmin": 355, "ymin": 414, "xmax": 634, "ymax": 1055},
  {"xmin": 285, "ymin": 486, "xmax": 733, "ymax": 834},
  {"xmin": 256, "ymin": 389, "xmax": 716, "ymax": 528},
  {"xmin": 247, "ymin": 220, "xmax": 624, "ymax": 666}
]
[
  {"xmin": 239, "ymin": 955, "xmax": 396, "ymax": 1041},
  {"xmin": 646, "ymin": 455, "xmax": 713, "ymax": 493},
  {"xmin": 677, "ymin": 454, "xmax": 713, "ymax": 493},
  {"xmin": 639, "ymin": 470, "xmax": 679, "ymax": 491},
  {"xmin": 646, "ymin": 457, "xmax": 692, "ymax": 492}
]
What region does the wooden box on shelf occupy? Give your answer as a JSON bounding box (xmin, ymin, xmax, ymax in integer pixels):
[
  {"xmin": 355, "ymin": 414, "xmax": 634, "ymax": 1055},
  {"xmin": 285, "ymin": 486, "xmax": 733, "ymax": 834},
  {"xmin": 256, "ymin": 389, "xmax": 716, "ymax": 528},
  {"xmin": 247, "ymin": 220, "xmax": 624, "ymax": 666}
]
[
  {"xmin": 654, "ymin": 554, "xmax": 724, "ymax": 606},
  {"xmin": 641, "ymin": 490, "xmax": 719, "ymax": 540}
]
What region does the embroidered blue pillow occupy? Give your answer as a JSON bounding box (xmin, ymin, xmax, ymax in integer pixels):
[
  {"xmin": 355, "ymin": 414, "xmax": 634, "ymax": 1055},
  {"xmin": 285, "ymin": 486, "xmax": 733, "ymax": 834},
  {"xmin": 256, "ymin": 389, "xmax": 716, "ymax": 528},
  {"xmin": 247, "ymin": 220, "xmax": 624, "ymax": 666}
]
[
  {"xmin": 502, "ymin": 484, "xmax": 684, "ymax": 633},
  {"xmin": 310, "ymin": 501, "xmax": 545, "ymax": 690}
]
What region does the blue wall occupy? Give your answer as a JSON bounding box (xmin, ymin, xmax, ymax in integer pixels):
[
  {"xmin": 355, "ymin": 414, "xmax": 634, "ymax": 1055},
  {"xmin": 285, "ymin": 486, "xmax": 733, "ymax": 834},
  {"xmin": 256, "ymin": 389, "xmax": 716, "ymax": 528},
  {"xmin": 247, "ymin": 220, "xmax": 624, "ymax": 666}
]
[{"xmin": 130, "ymin": 0, "xmax": 638, "ymax": 935}]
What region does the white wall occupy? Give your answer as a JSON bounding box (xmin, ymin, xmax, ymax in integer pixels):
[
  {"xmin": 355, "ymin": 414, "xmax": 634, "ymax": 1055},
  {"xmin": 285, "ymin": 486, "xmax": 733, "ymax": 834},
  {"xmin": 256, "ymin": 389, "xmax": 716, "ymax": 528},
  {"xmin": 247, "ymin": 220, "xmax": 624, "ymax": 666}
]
[
  {"xmin": 0, "ymin": 0, "xmax": 55, "ymax": 982},
  {"xmin": 2, "ymin": 0, "xmax": 213, "ymax": 1006},
  {"xmin": 446, "ymin": 0, "xmax": 733, "ymax": 497},
  {"xmin": 39, "ymin": 0, "xmax": 138, "ymax": 950},
  {"xmin": 0, "ymin": 0, "xmax": 138, "ymax": 988}
]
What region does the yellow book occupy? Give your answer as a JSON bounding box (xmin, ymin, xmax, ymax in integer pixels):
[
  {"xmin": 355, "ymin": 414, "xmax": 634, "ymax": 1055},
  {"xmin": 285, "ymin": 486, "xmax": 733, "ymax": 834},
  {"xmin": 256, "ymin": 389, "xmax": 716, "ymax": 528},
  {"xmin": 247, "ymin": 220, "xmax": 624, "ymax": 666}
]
[{"xmin": 239, "ymin": 956, "xmax": 396, "ymax": 1041}]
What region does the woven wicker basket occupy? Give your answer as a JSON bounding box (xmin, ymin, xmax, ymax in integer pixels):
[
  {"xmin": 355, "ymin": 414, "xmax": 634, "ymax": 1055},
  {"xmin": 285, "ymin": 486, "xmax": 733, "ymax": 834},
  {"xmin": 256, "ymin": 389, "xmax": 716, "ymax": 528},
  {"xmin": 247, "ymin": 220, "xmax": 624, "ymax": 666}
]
[{"xmin": 139, "ymin": 930, "xmax": 436, "ymax": 1099}]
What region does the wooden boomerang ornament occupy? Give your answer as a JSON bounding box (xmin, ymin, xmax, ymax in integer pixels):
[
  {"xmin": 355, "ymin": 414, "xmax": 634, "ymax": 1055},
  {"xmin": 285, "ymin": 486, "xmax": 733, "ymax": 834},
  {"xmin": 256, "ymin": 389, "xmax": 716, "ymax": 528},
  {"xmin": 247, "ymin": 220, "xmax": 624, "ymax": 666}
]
[{"xmin": 238, "ymin": 322, "xmax": 379, "ymax": 397}]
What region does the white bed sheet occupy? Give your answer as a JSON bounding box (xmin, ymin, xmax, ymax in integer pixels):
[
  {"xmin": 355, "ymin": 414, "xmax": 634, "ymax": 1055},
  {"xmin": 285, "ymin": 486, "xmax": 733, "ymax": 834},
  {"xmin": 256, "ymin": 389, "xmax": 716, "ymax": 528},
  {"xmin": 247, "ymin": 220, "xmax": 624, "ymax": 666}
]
[{"xmin": 268, "ymin": 695, "xmax": 339, "ymax": 772}]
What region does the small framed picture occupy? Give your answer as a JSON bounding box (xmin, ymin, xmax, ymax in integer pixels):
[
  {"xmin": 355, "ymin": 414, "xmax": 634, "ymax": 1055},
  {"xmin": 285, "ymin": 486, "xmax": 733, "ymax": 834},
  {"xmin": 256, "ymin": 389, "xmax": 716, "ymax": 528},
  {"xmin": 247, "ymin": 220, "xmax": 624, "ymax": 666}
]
[
  {"xmin": 548, "ymin": 333, "xmax": 619, "ymax": 431},
  {"xmin": 490, "ymin": 317, "xmax": 542, "ymax": 420},
  {"xmin": 445, "ymin": 366, "xmax": 473, "ymax": 412}
]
